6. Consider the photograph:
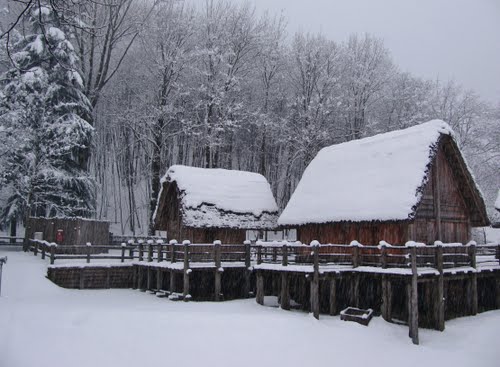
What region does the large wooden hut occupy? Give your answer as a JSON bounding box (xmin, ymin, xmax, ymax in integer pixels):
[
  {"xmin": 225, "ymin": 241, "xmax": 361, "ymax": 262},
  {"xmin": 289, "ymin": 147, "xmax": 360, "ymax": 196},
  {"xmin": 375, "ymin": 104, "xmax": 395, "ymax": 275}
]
[
  {"xmin": 154, "ymin": 165, "xmax": 278, "ymax": 243},
  {"xmin": 278, "ymin": 120, "xmax": 489, "ymax": 245}
]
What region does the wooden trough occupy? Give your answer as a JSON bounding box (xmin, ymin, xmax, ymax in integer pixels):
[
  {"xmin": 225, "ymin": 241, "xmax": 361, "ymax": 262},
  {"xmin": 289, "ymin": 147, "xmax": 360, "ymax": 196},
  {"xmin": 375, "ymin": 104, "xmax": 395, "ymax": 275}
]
[{"xmin": 340, "ymin": 307, "xmax": 374, "ymax": 326}]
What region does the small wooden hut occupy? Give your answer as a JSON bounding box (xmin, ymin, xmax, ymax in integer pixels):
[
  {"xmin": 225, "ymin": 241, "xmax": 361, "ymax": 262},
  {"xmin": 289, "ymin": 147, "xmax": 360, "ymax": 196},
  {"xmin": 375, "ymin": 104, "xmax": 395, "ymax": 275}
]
[
  {"xmin": 278, "ymin": 120, "xmax": 489, "ymax": 245},
  {"xmin": 25, "ymin": 217, "xmax": 110, "ymax": 248},
  {"xmin": 154, "ymin": 165, "xmax": 278, "ymax": 243}
]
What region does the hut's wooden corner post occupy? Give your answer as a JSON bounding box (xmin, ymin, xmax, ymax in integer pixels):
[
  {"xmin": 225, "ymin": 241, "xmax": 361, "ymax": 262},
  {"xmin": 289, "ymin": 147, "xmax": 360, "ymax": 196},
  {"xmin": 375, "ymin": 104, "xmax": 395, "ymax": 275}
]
[
  {"xmin": 147, "ymin": 240, "xmax": 154, "ymax": 262},
  {"xmin": 86, "ymin": 242, "xmax": 92, "ymax": 264},
  {"xmin": 157, "ymin": 240, "xmax": 164, "ymax": 263},
  {"xmin": 467, "ymin": 241, "xmax": 478, "ymax": 316},
  {"xmin": 214, "ymin": 240, "xmax": 222, "ymax": 301},
  {"xmin": 50, "ymin": 243, "xmax": 57, "ymax": 265},
  {"xmin": 169, "ymin": 240, "xmax": 177, "ymax": 293},
  {"xmin": 434, "ymin": 241, "xmax": 445, "ymax": 331},
  {"xmin": 244, "ymin": 240, "xmax": 251, "ymax": 298},
  {"xmin": 183, "ymin": 240, "xmax": 190, "ymax": 301},
  {"xmin": 281, "ymin": 244, "xmax": 290, "ymax": 310},
  {"xmin": 138, "ymin": 240, "xmax": 144, "ymax": 262},
  {"xmin": 408, "ymin": 244, "xmax": 419, "ymax": 345},
  {"xmin": 310, "ymin": 241, "xmax": 320, "ymax": 320},
  {"xmin": 120, "ymin": 243, "xmax": 126, "ymax": 263}
]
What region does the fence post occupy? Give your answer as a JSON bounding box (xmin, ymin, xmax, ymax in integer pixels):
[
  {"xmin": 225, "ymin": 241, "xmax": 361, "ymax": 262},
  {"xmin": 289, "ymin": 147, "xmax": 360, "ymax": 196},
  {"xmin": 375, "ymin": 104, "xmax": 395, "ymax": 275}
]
[
  {"xmin": 280, "ymin": 243, "xmax": 290, "ymax": 310},
  {"xmin": 467, "ymin": 241, "xmax": 478, "ymax": 315},
  {"xmin": 214, "ymin": 240, "xmax": 222, "ymax": 301},
  {"xmin": 0, "ymin": 256, "xmax": 7, "ymax": 297},
  {"xmin": 34, "ymin": 241, "xmax": 38, "ymax": 256},
  {"xmin": 157, "ymin": 240, "xmax": 164, "ymax": 263},
  {"xmin": 50, "ymin": 243, "xmax": 56, "ymax": 265},
  {"xmin": 310, "ymin": 241, "xmax": 320, "ymax": 320},
  {"xmin": 434, "ymin": 241, "xmax": 445, "ymax": 331},
  {"xmin": 409, "ymin": 244, "xmax": 419, "ymax": 345},
  {"xmin": 121, "ymin": 243, "xmax": 126, "ymax": 263},
  {"xmin": 244, "ymin": 240, "xmax": 251, "ymax": 298},
  {"xmin": 379, "ymin": 241, "xmax": 387, "ymax": 269},
  {"xmin": 183, "ymin": 240, "xmax": 190, "ymax": 300},
  {"xmin": 138, "ymin": 240, "xmax": 144, "ymax": 262},
  {"xmin": 257, "ymin": 245, "xmax": 262, "ymax": 265},
  {"xmin": 351, "ymin": 241, "xmax": 360, "ymax": 268},
  {"xmin": 86, "ymin": 242, "xmax": 91, "ymax": 263},
  {"xmin": 41, "ymin": 242, "xmax": 46, "ymax": 260},
  {"xmin": 170, "ymin": 240, "xmax": 177, "ymax": 263},
  {"xmin": 147, "ymin": 240, "xmax": 153, "ymax": 262},
  {"xmin": 127, "ymin": 240, "xmax": 134, "ymax": 259}
]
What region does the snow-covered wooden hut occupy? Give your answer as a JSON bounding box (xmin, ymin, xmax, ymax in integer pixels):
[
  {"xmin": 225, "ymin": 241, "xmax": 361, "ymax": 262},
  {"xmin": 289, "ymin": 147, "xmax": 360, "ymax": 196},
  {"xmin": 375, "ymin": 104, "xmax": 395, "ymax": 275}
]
[
  {"xmin": 154, "ymin": 165, "xmax": 279, "ymax": 243},
  {"xmin": 278, "ymin": 120, "xmax": 489, "ymax": 245}
]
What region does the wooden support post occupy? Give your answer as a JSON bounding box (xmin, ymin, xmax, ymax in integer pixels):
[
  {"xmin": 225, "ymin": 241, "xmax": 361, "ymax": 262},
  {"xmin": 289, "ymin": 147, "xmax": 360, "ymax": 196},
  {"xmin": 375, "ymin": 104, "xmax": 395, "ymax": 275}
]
[
  {"xmin": 281, "ymin": 272, "xmax": 290, "ymax": 310},
  {"xmin": 183, "ymin": 240, "xmax": 190, "ymax": 300},
  {"xmin": 128, "ymin": 241, "xmax": 134, "ymax": 259},
  {"xmin": 170, "ymin": 271, "xmax": 176, "ymax": 293},
  {"xmin": 329, "ymin": 277, "xmax": 337, "ymax": 316},
  {"xmin": 147, "ymin": 241, "xmax": 153, "ymax": 262},
  {"xmin": 120, "ymin": 243, "xmax": 126, "ymax": 263},
  {"xmin": 147, "ymin": 267, "xmax": 152, "ymax": 290},
  {"xmin": 41, "ymin": 244, "xmax": 46, "ymax": 260},
  {"xmin": 79, "ymin": 268, "xmax": 85, "ymax": 289},
  {"xmin": 468, "ymin": 242, "xmax": 478, "ymax": 315},
  {"xmin": 409, "ymin": 245, "xmax": 419, "ymax": 345},
  {"xmin": 138, "ymin": 241, "xmax": 144, "ymax": 262},
  {"xmin": 138, "ymin": 266, "xmax": 144, "ymax": 291},
  {"xmin": 34, "ymin": 241, "xmax": 38, "ymax": 256},
  {"xmin": 435, "ymin": 242, "xmax": 445, "ymax": 331},
  {"xmin": 106, "ymin": 267, "xmax": 111, "ymax": 289},
  {"xmin": 310, "ymin": 243, "xmax": 320, "ymax": 320},
  {"xmin": 282, "ymin": 244, "xmax": 288, "ymax": 266},
  {"xmin": 433, "ymin": 154, "xmax": 442, "ymax": 240},
  {"xmin": 86, "ymin": 243, "xmax": 91, "ymax": 264},
  {"xmin": 352, "ymin": 274, "xmax": 360, "ymax": 308},
  {"xmin": 156, "ymin": 269, "xmax": 162, "ymax": 291},
  {"xmin": 244, "ymin": 241, "xmax": 251, "ymax": 298},
  {"xmin": 50, "ymin": 244, "xmax": 56, "ymax": 265},
  {"xmin": 256, "ymin": 271, "xmax": 264, "ymax": 305},
  {"xmin": 382, "ymin": 275, "xmax": 392, "ymax": 322},
  {"xmin": 214, "ymin": 240, "xmax": 222, "ymax": 301},
  {"xmin": 272, "ymin": 247, "xmax": 277, "ymax": 262}
]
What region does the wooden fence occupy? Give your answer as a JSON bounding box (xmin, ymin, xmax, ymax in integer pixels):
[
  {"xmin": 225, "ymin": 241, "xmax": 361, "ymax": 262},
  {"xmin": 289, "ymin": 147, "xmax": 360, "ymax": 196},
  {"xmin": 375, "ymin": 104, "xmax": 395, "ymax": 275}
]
[{"xmin": 0, "ymin": 236, "xmax": 24, "ymax": 247}]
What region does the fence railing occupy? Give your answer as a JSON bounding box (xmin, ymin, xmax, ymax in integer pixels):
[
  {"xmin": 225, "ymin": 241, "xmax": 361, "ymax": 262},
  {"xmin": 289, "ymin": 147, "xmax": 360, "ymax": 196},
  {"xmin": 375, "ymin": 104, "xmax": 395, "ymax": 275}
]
[
  {"xmin": 28, "ymin": 238, "xmax": 500, "ymax": 273},
  {"xmin": 0, "ymin": 236, "xmax": 24, "ymax": 246}
]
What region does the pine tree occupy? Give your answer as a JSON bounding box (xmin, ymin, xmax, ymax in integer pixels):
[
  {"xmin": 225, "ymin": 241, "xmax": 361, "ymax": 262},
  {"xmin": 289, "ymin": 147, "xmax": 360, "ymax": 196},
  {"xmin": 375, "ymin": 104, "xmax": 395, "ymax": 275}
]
[{"xmin": 0, "ymin": 3, "xmax": 95, "ymax": 232}]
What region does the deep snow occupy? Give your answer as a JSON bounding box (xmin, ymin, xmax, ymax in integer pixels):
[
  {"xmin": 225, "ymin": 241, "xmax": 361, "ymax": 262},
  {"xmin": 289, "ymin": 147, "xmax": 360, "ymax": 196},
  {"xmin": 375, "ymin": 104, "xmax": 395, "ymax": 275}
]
[{"xmin": 1, "ymin": 251, "xmax": 499, "ymax": 367}]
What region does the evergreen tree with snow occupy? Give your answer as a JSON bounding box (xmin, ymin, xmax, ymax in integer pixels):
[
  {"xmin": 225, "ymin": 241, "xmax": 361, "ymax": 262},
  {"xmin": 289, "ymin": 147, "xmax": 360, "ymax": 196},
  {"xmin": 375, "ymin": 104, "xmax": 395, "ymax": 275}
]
[{"xmin": 0, "ymin": 3, "xmax": 94, "ymax": 233}]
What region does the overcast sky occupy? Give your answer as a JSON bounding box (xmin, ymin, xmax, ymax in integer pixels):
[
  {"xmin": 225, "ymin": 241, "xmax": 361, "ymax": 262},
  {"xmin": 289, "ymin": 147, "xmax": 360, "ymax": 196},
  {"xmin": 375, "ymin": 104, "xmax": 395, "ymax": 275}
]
[{"xmin": 195, "ymin": 0, "xmax": 500, "ymax": 103}]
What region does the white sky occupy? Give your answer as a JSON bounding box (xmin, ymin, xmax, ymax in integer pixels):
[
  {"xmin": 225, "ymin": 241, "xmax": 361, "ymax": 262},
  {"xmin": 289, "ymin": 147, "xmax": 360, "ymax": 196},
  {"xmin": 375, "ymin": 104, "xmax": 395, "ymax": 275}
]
[{"xmin": 191, "ymin": 0, "xmax": 500, "ymax": 103}]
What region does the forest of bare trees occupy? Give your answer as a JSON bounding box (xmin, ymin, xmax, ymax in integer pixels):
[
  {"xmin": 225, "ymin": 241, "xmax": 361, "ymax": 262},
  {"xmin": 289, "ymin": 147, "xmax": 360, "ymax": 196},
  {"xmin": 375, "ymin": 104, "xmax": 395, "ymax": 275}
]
[{"xmin": 1, "ymin": 0, "xmax": 498, "ymax": 235}]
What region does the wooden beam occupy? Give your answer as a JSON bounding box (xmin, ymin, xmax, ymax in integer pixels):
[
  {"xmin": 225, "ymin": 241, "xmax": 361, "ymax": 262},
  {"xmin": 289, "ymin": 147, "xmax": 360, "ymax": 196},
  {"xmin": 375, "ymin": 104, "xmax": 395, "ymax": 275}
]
[
  {"xmin": 433, "ymin": 155, "xmax": 442, "ymax": 241},
  {"xmin": 435, "ymin": 243, "xmax": 445, "ymax": 331},
  {"xmin": 409, "ymin": 246, "xmax": 419, "ymax": 345},
  {"xmin": 311, "ymin": 245, "xmax": 320, "ymax": 319},
  {"xmin": 329, "ymin": 278, "xmax": 337, "ymax": 316},
  {"xmin": 281, "ymin": 273, "xmax": 290, "ymax": 310}
]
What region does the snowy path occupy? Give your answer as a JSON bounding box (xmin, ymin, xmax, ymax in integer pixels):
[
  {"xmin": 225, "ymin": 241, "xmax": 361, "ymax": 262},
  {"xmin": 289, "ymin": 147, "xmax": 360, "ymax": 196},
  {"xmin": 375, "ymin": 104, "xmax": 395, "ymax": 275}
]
[{"xmin": 1, "ymin": 251, "xmax": 499, "ymax": 367}]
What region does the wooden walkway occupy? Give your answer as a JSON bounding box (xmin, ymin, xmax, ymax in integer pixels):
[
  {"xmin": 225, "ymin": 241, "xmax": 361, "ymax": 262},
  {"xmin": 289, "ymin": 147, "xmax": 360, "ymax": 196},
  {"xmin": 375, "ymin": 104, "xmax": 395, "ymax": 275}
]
[{"xmin": 29, "ymin": 238, "xmax": 500, "ymax": 345}]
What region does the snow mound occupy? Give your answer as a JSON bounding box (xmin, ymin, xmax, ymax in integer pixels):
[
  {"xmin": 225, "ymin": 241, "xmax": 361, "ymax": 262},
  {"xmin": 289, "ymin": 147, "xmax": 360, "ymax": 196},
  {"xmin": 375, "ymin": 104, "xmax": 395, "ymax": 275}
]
[{"xmin": 279, "ymin": 120, "xmax": 453, "ymax": 225}]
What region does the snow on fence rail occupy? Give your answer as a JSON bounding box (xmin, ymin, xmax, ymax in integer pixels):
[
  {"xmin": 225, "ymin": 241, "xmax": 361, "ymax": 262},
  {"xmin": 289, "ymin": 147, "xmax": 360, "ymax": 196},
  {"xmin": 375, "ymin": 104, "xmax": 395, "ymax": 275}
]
[{"xmin": 27, "ymin": 238, "xmax": 500, "ymax": 271}]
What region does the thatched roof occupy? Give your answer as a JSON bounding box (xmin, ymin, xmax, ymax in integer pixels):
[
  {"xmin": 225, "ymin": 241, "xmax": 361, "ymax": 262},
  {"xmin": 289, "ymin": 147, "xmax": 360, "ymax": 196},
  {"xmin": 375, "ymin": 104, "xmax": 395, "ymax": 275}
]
[
  {"xmin": 279, "ymin": 120, "xmax": 489, "ymax": 227},
  {"xmin": 154, "ymin": 165, "xmax": 278, "ymax": 229}
]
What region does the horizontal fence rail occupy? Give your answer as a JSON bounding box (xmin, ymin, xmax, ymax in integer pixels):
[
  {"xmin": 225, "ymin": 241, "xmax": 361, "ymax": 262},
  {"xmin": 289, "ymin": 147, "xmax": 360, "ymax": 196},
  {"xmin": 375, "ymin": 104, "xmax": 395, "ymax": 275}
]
[
  {"xmin": 27, "ymin": 238, "xmax": 500, "ymax": 274},
  {"xmin": 0, "ymin": 236, "xmax": 24, "ymax": 246}
]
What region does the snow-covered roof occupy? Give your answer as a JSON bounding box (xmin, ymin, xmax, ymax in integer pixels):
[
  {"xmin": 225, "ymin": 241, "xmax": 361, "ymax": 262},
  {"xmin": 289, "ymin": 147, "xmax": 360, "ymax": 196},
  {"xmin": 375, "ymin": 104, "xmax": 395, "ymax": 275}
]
[
  {"xmin": 279, "ymin": 120, "xmax": 486, "ymax": 226},
  {"xmin": 156, "ymin": 165, "xmax": 279, "ymax": 229}
]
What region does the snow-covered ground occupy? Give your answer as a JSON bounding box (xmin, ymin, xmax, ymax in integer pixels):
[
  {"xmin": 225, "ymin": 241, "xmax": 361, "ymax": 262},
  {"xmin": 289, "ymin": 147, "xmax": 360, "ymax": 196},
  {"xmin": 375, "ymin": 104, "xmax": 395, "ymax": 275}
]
[{"xmin": 1, "ymin": 251, "xmax": 499, "ymax": 367}]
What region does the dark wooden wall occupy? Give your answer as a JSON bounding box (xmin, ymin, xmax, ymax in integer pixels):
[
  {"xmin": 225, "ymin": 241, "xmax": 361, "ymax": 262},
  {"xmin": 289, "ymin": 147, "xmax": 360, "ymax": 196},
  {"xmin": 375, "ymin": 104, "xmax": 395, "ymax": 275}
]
[
  {"xmin": 411, "ymin": 148, "xmax": 470, "ymax": 244},
  {"xmin": 26, "ymin": 217, "xmax": 110, "ymax": 246},
  {"xmin": 155, "ymin": 181, "xmax": 246, "ymax": 244},
  {"xmin": 296, "ymin": 143, "xmax": 472, "ymax": 246}
]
